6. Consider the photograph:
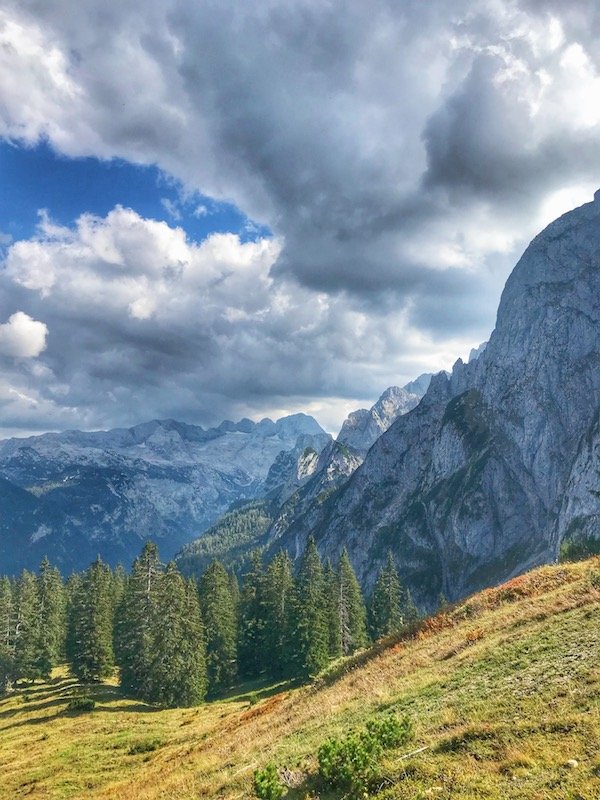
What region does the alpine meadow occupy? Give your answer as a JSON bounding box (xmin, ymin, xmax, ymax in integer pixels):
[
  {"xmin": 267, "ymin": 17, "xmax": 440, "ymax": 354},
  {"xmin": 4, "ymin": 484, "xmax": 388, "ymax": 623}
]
[{"xmin": 0, "ymin": 2, "xmax": 600, "ymax": 799}]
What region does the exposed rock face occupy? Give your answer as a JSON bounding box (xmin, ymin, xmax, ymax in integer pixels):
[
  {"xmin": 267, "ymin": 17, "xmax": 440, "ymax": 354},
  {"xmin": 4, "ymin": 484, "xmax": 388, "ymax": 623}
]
[
  {"xmin": 268, "ymin": 195, "xmax": 600, "ymax": 608},
  {"xmin": 264, "ymin": 382, "xmax": 428, "ymax": 553},
  {"xmin": 0, "ymin": 414, "xmax": 328, "ymax": 573},
  {"xmin": 337, "ymin": 386, "xmax": 421, "ymax": 453}
]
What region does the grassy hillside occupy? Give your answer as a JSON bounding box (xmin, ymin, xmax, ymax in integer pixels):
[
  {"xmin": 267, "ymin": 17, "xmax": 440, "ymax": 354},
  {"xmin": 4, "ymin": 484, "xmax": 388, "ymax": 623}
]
[{"xmin": 0, "ymin": 558, "xmax": 598, "ymax": 799}]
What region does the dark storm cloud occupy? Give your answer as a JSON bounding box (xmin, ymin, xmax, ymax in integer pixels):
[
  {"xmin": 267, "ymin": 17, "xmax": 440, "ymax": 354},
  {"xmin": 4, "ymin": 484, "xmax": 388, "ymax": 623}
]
[{"xmin": 0, "ymin": 0, "xmax": 599, "ymax": 431}]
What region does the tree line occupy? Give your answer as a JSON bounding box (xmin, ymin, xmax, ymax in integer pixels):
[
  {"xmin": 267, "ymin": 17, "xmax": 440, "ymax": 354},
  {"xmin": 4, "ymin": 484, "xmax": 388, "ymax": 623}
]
[{"xmin": 0, "ymin": 542, "xmax": 418, "ymax": 707}]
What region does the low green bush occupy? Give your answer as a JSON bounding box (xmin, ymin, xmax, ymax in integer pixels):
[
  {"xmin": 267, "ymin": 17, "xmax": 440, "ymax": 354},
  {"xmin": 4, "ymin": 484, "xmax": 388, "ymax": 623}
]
[
  {"xmin": 66, "ymin": 696, "xmax": 96, "ymax": 713},
  {"xmin": 253, "ymin": 762, "xmax": 284, "ymax": 800},
  {"xmin": 317, "ymin": 712, "xmax": 412, "ymax": 798},
  {"xmin": 127, "ymin": 737, "xmax": 162, "ymax": 755}
]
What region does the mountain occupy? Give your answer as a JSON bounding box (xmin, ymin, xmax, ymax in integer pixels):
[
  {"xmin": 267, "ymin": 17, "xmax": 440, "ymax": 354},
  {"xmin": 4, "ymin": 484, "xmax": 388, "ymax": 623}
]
[
  {"xmin": 337, "ymin": 385, "xmax": 421, "ymax": 453},
  {"xmin": 177, "ymin": 380, "xmax": 429, "ymax": 576},
  {"xmin": 0, "ymin": 414, "xmax": 329, "ymax": 573},
  {"xmin": 263, "ymin": 193, "xmax": 600, "ymax": 608}
]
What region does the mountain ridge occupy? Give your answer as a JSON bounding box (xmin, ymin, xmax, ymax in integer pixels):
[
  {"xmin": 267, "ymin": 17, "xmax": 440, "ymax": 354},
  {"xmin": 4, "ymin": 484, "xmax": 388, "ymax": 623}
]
[{"xmin": 261, "ymin": 195, "xmax": 600, "ymax": 607}]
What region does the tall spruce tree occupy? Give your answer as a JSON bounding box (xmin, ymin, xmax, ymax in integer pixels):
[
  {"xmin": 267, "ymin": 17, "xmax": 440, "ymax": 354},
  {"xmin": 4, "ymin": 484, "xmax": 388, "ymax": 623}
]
[
  {"xmin": 67, "ymin": 557, "xmax": 114, "ymax": 682},
  {"xmin": 262, "ymin": 550, "xmax": 294, "ymax": 678},
  {"xmin": 324, "ymin": 558, "xmax": 342, "ymax": 659},
  {"xmin": 337, "ymin": 550, "xmax": 368, "ymax": 655},
  {"xmin": 145, "ymin": 563, "xmax": 207, "ymax": 707},
  {"xmin": 0, "ymin": 577, "xmax": 16, "ymax": 691},
  {"xmin": 199, "ymin": 560, "xmax": 237, "ymax": 692},
  {"xmin": 114, "ymin": 542, "xmax": 162, "ymax": 697},
  {"xmin": 291, "ymin": 537, "xmax": 329, "ymax": 678},
  {"xmin": 35, "ymin": 557, "xmax": 65, "ymax": 678},
  {"xmin": 238, "ymin": 551, "xmax": 266, "ymax": 677},
  {"xmin": 14, "ymin": 571, "xmax": 41, "ymax": 682},
  {"xmin": 368, "ymin": 552, "xmax": 404, "ymax": 639}
]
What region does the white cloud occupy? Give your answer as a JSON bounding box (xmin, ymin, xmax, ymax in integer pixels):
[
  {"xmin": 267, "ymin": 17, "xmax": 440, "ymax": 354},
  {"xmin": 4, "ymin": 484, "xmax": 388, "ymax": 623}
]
[
  {"xmin": 0, "ymin": 312, "xmax": 47, "ymax": 358},
  {"xmin": 0, "ymin": 208, "xmax": 476, "ymax": 432}
]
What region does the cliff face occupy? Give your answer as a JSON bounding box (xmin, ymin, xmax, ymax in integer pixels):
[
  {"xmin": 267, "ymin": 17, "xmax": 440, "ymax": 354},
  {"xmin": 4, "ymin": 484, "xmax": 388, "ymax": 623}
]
[{"xmin": 268, "ymin": 194, "xmax": 600, "ymax": 608}]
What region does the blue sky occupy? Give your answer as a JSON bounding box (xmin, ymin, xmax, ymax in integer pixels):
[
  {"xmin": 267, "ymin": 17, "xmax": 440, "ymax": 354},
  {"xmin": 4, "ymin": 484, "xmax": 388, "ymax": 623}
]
[{"xmin": 0, "ymin": 139, "xmax": 270, "ymax": 246}]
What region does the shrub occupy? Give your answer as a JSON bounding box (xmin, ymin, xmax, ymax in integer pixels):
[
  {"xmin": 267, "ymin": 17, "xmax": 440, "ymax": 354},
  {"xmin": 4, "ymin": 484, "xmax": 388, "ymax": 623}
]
[
  {"xmin": 253, "ymin": 762, "xmax": 285, "ymax": 800},
  {"xmin": 318, "ymin": 713, "xmax": 412, "ymax": 798},
  {"xmin": 66, "ymin": 696, "xmax": 95, "ymax": 713},
  {"xmin": 366, "ymin": 712, "xmax": 413, "ymax": 749},
  {"xmin": 127, "ymin": 738, "xmax": 161, "ymax": 755},
  {"xmin": 318, "ymin": 732, "xmax": 381, "ymax": 797}
]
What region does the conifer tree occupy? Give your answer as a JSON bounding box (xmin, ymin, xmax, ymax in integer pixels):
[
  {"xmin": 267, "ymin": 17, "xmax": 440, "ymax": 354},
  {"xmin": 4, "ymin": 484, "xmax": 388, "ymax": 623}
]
[
  {"xmin": 290, "ymin": 537, "xmax": 329, "ymax": 678},
  {"xmin": 199, "ymin": 560, "xmax": 237, "ymax": 692},
  {"xmin": 228, "ymin": 572, "xmax": 240, "ymax": 614},
  {"xmin": 262, "ymin": 550, "xmax": 294, "ymax": 677},
  {"xmin": 35, "ymin": 557, "xmax": 66, "ymax": 678},
  {"xmin": 0, "ymin": 577, "xmax": 16, "ymax": 691},
  {"xmin": 402, "ymin": 588, "xmax": 419, "ymax": 625},
  {"xmin": 114, "ymin": 542, "xmax": 162, "ymax": 697},
  {"xmin": 111, "ymin": 564, "xmax": 127, "ymax": 611},
  {"xmin": 337, "ymin": 550, "xmax": 368, "ymax": 655},
  {"xmin": 67, "ymin": 557, "xmax": 114, "ymax": 682},
  {"xmin": 324, "ymin": 558, "xmax": 342, "ymax": 659},
  {"xmin": 238, "ymin": 551, "xmax": 266, "ymax": 677},
  {"xmin": 368, "ymin": 552, "xmax": 404, "ymax": 640},
  {"xmin": 145, "ymin": 563, "xmax": 207, "ymax": 706},
  {"xmin": 14, "ymin": 570, "xmax": 41, "ymax": 682}
]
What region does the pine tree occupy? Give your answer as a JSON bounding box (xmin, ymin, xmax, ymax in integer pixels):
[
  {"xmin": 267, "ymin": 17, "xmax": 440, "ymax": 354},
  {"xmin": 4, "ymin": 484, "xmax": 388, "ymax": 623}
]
[
  {"xmin": 145, "ymin": 563, "xmax": 207, "ymax": 707},
  {"xmin": 368, "ymin": 552, "xmax": 404, "ymax": 640},
  {"xmin": 199, "ymin": 560, "xmax": 237, "ymax": 692},
  {"xmin": 0, "ymin": 577, "xmax": 16, "ymax": 691},
  {"xmin": 262, "ymin": 550, "xmax": 294, "ymax": 677},
  {"xmin": 238, "ymin": 551, "xmax": 266, "ymax": 677},
  {"xmin": 67, "ymin": 558, "xmax": 114, "ymax": 682},
  {"xmin": 35, "ymin": 557, "xmax": 66, "ymax": 678},
  {"xmin": 402, "ymin": 588, "xmax": 419, "ymax": 625},
  {"xmin": 14, "ymin": 571, "xmax": 41, "ymax": 682},
  {"xmin": 324, "ymin": 558, "xmax": 342, "ymax": 659},
  {"xmin": 114, "ymin": 542, "xmax": 162, "ymax": 697},
  {"xmin": 337, "ymin": 550, "xmax": 368, "ymax": 655},
  {"xmin": 290, "ymin": 537, "xmax": 329, "ymax": 678}
]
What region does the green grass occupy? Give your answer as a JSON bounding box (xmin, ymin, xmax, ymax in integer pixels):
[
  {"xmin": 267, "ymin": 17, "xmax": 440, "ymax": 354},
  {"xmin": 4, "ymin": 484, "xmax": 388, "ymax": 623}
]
[{"xmin": 0, "ymin": 558, "xmax": 598, "ymax": 799}]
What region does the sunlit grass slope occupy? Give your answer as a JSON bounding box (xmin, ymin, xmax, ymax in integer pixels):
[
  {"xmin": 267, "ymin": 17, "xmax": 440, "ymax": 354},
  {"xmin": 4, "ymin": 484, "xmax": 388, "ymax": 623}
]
[{"xmin": 0, "ymin": 558, "xmax": 598, "ymax": 799}]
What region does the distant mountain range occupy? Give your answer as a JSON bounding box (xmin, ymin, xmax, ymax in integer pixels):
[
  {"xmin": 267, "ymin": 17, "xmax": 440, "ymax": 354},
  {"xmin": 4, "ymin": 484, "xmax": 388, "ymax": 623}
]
[
  {"xmin": 0, "ymin": 379, "xmax": 432, "ymax": 574},
  {"xmin": 0, "ymin": 414, "xmax": 330, "ymax": 572}
]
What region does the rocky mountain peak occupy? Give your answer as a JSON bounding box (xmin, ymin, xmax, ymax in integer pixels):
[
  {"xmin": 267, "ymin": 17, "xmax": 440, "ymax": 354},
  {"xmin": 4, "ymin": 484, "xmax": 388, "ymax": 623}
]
[{"xmin": 263, "ymin": 194, "xmax": 600, "ymax": 609}]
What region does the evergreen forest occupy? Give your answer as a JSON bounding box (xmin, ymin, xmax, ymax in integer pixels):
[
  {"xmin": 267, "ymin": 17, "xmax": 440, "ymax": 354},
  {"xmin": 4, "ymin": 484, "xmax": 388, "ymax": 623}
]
[{"xmin": 0, "ymin": 541, "xmax": 419, "ymax": 707}]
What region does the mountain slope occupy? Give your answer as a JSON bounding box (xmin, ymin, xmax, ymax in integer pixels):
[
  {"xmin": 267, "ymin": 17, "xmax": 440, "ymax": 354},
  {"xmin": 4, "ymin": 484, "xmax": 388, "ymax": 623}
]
[
  {"xmin": 268, "ymin": 194, "xmax": 600, "ymax": 607},
  {"xmin": 177, "ymin": 381, "xmax": 428, "ymax": 575},
  {"xmin": 0, "ymin": 414, "xmax": 329, "ymax": 572},
  {"xmin": 0, "ymin": 557, "xmax": 597, "ymax": 799}
]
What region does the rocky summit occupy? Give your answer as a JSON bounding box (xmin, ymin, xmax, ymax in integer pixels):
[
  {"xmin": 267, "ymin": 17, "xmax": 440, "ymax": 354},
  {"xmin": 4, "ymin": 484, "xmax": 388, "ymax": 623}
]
[
  {"xmin": 265, "ymin": 194, "xmax": 600, "ymax": 608},
  {"xmin": 0, "ymin": 414, "xmax": 329, "ymax": 573}
]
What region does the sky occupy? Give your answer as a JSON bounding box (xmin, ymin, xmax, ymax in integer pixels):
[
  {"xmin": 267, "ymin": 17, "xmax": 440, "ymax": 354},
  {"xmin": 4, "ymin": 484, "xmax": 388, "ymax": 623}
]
[{"xmin": 0, "ymin": 1, "xmax": 599, "ymax": 437}]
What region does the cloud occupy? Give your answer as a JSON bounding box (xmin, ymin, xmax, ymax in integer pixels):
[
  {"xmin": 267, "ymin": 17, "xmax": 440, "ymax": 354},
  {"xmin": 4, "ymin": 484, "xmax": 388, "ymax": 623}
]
[
  {"xmin": 0, "ymin": 312, "xmax": 47, "ymax": 358},
  {"xmin": 1, "ymin": 1, "xmax": 600, "ymax": 431},
  {"xmin": 0, "ymin": 207, "xmax": 476, "ymax": 432}
]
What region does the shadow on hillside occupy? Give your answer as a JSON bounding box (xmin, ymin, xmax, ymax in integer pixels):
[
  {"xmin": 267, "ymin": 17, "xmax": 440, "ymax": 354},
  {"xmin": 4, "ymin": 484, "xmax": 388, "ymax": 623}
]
[{"xmin": 212, "ymin": 675, "xmax": 301, "ymax": 706}]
